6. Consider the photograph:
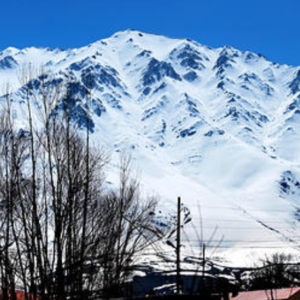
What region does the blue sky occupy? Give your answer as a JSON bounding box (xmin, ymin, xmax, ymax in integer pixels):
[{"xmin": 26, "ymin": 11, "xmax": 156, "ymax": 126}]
[{"xmin": 1, "ymin": 0, "xmax": 299, "ymax": 65}]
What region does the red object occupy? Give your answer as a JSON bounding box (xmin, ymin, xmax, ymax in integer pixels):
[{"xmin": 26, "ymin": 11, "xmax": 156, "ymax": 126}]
[
  {"xmin": 0, "ymin": 290, "xmax": 40, "ymax": 300},
  {"xmin": 230, "ymin": 287, "xmax": 300, "ymax": 300}
]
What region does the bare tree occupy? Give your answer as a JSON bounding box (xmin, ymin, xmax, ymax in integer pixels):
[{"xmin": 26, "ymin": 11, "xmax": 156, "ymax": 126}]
[
  {"xmin": 0, "ymin": 68, "xmax": 163, "ymax": 300},
  {"xmin": 247, "ymin": 252, "xmax": 300, "ymax": 298}
]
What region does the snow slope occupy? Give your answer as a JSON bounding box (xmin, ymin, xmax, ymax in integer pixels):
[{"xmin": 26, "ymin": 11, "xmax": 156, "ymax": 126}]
[{"xmin": 1, "ymin": 30, "xmax": 300, "ymax": 266}]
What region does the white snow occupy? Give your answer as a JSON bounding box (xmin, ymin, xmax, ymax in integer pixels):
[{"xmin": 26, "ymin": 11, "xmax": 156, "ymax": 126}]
[{"xmin": 1, "ymin": 30, "xmax": 300, "ymax": 267}]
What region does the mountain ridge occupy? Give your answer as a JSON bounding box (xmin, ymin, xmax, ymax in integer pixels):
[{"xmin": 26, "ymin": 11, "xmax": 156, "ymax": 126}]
[{"xmin": 1, "ymin": 30, "xmax": 300, "ymax": 265}]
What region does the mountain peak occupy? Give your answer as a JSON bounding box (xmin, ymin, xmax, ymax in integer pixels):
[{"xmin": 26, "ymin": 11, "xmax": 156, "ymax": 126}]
[
  {"xmin": 0, "ymin": 46, "xmax": 20, "ymax": 56},
  {"xmin": 107, "ymin": 29, "xmax": 184, "ymax": 43}
]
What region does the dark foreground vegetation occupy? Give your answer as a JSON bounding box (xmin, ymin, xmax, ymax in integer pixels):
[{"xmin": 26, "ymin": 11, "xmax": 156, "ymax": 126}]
[{"xmin": 0, "ymin": 70, "xmax": 162, "ymax": 300}]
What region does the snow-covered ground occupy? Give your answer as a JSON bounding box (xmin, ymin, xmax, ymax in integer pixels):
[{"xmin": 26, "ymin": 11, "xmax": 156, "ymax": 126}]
[{"xmin": 1, "ymin": 29, "xmax": 300, "ymax": 266}]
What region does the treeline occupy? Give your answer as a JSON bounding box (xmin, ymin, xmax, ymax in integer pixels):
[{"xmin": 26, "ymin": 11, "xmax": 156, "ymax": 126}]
[{"xmin": 0, "ymin": 72, "xmax": 161, "ymax": 300}]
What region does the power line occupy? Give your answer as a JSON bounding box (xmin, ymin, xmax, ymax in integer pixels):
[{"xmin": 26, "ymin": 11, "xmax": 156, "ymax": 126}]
[
  {"xmin": 199, "ymin": 225, "xmax": 292, "ymax": 229},
  {"xmin": 204, "ymin": 245, "xmax": 299, "ymax": 249},
  {"xmin": 199, "ymin": 204, "xmax": 298, "ymax": 213},
  {"xmin": 187, "ymin": 239, "xmax": 300, "ymax": 243},
  {"xmin": 181, "ymin": 238, "xmax": 300, "ymax": 249},
  {"xmin": 200, "ymin": 218, "xmax": 293, "ymax": 224}
]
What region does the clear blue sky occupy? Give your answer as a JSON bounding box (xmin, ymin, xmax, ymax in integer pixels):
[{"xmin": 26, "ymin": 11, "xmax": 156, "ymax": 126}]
[{"xmin": 1, "ymin": 0, "xmax": 299, "ymax": 66}]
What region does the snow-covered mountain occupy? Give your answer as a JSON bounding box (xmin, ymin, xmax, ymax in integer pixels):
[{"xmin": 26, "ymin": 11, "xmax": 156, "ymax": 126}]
[{"xmin": 1, "ymin": 29, "xmax": 300, "ymax": 266}]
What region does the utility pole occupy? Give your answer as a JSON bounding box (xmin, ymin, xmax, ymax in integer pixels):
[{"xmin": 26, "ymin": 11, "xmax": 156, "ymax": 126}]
[
  {"xmin": 176, "ymin": 196, "xmax": 181, "ymax": 295},
  {"xmin": 202, "ymin": 243, "xmax": 206, "ymax": 292},
  {"xmin": 202, "ymin": 243, "xmax": 206, "ymax": 277}
]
